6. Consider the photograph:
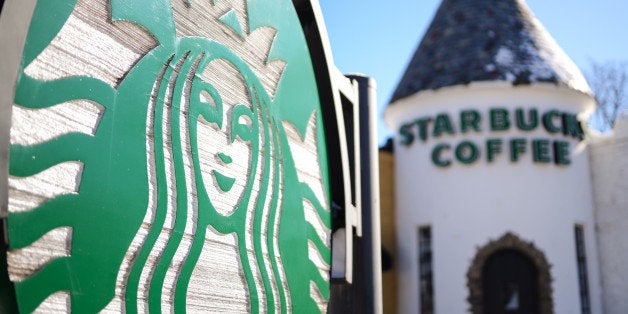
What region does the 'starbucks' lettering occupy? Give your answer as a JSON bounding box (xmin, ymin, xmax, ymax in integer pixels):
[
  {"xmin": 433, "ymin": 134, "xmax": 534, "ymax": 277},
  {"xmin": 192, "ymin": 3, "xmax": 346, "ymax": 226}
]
[{"xmin": 399, "ymin": 107, "xmax": 581, "ymax": 168}]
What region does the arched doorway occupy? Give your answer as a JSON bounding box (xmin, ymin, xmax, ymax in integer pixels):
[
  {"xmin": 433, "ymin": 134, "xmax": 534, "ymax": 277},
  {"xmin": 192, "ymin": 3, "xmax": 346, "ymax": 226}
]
[
  {"xmin": 482, "ymin": 249, "xmax": 539, "ymax": 313},
  {"xmin": 467, "ymin": 233, "xmax": 553, "ymax": 314}
]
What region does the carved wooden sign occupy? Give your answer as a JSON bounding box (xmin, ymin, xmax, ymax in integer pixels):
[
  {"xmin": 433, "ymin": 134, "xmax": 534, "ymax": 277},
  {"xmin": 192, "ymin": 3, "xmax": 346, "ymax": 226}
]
[{"xmin": 2, "ymin": 0, "xmax": 335, "ymax": 312}]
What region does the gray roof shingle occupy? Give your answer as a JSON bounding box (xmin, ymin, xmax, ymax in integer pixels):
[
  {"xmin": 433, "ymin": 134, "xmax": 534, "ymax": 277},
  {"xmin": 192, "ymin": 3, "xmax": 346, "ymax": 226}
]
[{"xmin": 389, "ymin": 0, "xmax": 591, "ymax": 104}]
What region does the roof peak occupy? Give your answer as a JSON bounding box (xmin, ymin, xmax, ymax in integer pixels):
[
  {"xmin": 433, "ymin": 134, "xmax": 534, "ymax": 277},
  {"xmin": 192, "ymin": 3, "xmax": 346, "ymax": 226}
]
[{"xmin": 389, "ymin": 0, "xmax": 590, "ymax": 104}]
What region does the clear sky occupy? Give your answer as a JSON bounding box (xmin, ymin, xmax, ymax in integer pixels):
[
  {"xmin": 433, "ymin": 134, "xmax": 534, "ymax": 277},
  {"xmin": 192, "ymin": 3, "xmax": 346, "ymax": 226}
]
[{"xmin": 318, "ymin": 0, "xmax": 628, "ymax": 144}]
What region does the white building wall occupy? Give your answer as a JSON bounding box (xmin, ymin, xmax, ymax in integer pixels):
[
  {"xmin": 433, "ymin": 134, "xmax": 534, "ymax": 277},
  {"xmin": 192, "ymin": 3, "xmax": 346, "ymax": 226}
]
[
  {"xmin": 589, "ymin": 112, "xmax": 628, "ymax": 314},
  {"xmin": 386, "ymin": 82, "xmax": 602, "ymax": 314}
]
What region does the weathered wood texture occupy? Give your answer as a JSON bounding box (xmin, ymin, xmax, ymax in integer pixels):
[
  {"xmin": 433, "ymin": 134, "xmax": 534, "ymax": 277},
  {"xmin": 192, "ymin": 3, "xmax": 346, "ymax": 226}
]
[{"xmin": 4, "ymin": 0, "xmax": 332, "ymax": 312}]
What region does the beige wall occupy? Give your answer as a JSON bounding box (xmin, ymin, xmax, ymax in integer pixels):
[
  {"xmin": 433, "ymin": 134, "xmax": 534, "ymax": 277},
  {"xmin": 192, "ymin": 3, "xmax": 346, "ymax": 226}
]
[
  {"xmin": 589, "ymin": 113, "xmax": 628, "ymax": 314},
  {"xmin": 379, "ymin": 149, "xmax": 397, "ymax": 314}
]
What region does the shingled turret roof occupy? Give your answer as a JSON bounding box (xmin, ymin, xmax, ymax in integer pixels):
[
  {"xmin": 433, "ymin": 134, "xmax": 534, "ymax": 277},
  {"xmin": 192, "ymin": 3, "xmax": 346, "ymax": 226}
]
[{"xmin": 389, "ymin": 0, "xmax": 591, "ymax": 104}]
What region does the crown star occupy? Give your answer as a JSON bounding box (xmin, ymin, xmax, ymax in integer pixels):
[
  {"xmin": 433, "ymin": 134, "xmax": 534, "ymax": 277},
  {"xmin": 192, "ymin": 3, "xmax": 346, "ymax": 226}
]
[{"xmin": 174, "ymin": 0, "xmax": 286, "ymax": 98}]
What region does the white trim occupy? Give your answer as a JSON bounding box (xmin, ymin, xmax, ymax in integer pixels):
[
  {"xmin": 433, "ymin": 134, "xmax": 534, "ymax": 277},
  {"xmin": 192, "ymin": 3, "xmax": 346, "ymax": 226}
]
[
  {"xmin": 384, "ymin": 81, "xmax": 596, "ymax": 130},
  {"xmin": 0, "ymin": 0, "xmax": 38, "ymax": 218}
]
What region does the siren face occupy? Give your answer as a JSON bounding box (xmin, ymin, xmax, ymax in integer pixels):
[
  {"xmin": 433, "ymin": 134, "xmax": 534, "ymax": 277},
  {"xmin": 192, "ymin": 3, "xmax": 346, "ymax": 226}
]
[{"xmin": 195, "ymin": 58, "xmax": 256, "ymax": 216}]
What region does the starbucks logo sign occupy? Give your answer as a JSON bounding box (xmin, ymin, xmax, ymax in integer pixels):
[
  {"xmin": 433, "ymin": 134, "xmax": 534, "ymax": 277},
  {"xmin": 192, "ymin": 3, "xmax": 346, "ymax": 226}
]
[{"xmin": 6, "ymin": 0, "xmax": 331, "ymax": 312}]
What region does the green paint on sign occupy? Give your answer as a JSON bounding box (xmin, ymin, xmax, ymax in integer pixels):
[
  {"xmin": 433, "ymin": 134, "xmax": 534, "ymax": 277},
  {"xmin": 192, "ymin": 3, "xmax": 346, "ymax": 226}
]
[
  {"xmin": 431, "ymin": 143, "xmax": 451, "ymax": 167},
  {"xmin": 490, "ymin": 108, "xmax": 510, "ymax": 131},
  {"xmin": 432, "ymin": 113, "xmax": 455, "ymax": 137},
  {"xmin": 213, "ymin": 170, "xmax": 236, "ymax": 192},
  {"xmin": 219, "ymin": 9, "xmax": 246, "ymax": 39},
  {"xmin": 8, "ymin": 0, "xmax": 332, "ymax": 313},
  {"xmin": 532, "ymin": 139, "xmax": 551, "ymax": 163},
  {"xmin": 218, "ymin": 152, "xmax": 233, "ymax": 164},
  {"xmin": 516, "ymin": 108, "xmax": 538, "ymax": 131}
]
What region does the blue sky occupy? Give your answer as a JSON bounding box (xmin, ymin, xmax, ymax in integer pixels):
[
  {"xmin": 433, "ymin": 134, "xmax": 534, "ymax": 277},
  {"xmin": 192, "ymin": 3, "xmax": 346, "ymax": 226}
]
[{"xmin": 318, "ymin": 0, "xmax": 628, "ymax": 144}]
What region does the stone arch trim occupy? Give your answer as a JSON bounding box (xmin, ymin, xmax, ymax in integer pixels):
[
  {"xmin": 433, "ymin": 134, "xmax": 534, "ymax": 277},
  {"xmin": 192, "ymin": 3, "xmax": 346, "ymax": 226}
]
[{"xmin": 466, "ymin": 232, "xmax": 553, "ymax": 314}]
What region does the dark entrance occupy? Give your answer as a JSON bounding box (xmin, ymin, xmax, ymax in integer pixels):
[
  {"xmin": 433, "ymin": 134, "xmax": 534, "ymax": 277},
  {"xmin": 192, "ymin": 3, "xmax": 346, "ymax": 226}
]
[{"xmin": 482, "ymin": 249, "xmax": 540, "ymax": 314}]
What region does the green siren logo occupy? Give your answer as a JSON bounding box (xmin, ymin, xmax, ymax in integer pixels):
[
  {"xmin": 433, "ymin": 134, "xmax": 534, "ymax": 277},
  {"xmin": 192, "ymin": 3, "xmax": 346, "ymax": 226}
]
[{"xmin": 7, "ymin": 0, "xmax": 331, "ymax": 312}]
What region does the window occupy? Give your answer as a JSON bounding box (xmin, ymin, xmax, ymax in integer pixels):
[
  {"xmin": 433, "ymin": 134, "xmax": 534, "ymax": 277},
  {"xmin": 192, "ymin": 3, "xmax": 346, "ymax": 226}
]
[
  {"xmin": 575, "ymin": 225, "xmax": 590, "ymax": 314},
  {"xmin": 418, "ymin": 226, "xmax": 433, "ymax": 314}
]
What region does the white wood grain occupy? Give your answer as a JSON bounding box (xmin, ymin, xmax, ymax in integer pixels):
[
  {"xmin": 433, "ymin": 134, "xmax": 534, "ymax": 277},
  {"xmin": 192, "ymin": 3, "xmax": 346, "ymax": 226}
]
[{"xmin": 7, "ymin": 227, "xmax": 72, "ymax": 282}]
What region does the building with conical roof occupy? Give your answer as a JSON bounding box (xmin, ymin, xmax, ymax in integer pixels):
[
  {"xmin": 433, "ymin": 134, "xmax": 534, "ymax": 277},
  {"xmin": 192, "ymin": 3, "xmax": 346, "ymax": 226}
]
[
  {"xmin": 390, "ymin": 0, "xmax": 590, "ymax": 102},
  {"xmin": 381, "ymin": 0, "xmax": 627, "ymax": 313}
]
